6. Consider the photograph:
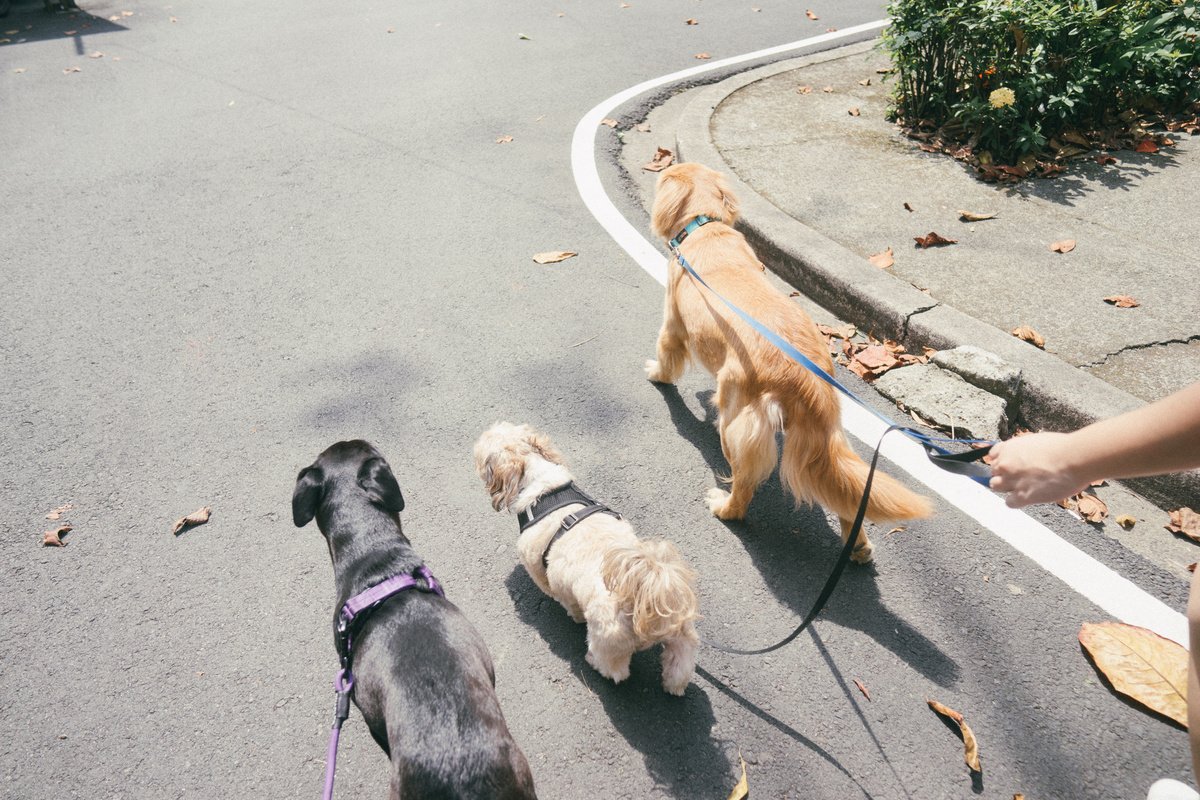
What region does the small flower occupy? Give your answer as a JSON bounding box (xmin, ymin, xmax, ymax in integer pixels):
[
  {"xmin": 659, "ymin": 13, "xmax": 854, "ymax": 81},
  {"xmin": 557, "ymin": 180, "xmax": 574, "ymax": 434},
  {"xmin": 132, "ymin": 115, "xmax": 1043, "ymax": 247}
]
[{"xmin": 989, "ymin": 88, "xmax": 1015, "ymax": 108}]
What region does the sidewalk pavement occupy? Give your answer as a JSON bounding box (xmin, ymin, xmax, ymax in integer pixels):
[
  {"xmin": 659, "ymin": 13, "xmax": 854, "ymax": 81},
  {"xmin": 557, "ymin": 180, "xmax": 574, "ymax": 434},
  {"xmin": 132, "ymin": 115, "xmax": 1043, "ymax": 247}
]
[{"xmin": 618, "ymin": 40, "xmax": 1200, "ymax": 512}]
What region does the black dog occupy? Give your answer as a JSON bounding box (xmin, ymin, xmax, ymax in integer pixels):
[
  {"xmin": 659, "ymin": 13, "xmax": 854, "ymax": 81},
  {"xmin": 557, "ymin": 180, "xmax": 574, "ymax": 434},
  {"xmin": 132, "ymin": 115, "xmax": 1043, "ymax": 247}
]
[{"xmin": 293, "ymin": 440, "xmax": 537, "ymax": 800}]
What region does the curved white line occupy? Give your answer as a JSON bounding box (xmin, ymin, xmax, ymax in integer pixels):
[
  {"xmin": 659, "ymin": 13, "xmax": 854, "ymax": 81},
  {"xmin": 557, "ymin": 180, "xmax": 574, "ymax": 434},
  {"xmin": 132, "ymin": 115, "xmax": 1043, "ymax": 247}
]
[{"xmin": 570, "ymin": 23, "xmax": 1188, "ymax": 646}]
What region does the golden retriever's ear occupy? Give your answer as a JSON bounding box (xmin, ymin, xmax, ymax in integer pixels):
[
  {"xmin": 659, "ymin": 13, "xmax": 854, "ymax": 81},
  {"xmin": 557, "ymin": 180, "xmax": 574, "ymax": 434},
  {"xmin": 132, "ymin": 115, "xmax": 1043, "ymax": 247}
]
[
  {"xmin": 713, "ymin": 170, "xmax": 740, "ymax": 224},
  {"xmin": 650, "ymin": 168, "xmax": 692, "ymax": 241}
]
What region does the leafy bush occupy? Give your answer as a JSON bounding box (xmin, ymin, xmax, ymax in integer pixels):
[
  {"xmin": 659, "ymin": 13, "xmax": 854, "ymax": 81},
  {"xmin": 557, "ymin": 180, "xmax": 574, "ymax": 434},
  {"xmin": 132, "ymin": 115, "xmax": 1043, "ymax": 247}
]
[{"xmin": 881, "ymin": 0, "xmax": 1200, "ymax": 165}]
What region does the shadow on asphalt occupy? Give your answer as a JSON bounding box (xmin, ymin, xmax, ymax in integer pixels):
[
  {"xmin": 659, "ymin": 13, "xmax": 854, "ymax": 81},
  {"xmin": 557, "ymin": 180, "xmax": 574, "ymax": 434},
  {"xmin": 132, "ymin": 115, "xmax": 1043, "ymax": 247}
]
[
  {"xmin": 651, "ymin": 382, "xmax": 961, "ymax": 689},
  {"xmin": 0, "ymin": 1, "xmax": 127, "ymax": 55},
  {"xmin": 505, "ymin": 566, "xmax": 733, "ymax": 800}
]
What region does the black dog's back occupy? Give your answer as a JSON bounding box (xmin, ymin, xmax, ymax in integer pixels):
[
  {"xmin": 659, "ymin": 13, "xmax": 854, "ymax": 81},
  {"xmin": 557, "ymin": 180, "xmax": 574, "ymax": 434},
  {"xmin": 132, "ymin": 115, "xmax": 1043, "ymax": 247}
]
[{"xmin": 293, "ymin": 440, "xmax": 537, "ymax": 800}]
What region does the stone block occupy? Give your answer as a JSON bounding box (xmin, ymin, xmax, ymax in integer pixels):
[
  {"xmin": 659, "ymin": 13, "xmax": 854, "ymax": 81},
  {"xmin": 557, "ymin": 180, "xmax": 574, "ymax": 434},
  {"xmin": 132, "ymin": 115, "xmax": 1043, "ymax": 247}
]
[
  {"xmin": 931, "ymin": 345, "xmax": 1022, "ymax": 405},
  {"xmin": 875, "ymin": 364, "xmax": 1009, "ymax": 441}
]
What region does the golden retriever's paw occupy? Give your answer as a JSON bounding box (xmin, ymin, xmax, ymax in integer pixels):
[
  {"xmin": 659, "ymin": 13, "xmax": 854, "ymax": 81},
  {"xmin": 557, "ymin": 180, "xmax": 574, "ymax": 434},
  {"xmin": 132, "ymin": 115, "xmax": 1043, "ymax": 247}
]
[
  {"xmin": 645, "ymin": 359, "xmax": 674, "ymax": 384},
  {"xmin": 851, "ymin": 540, "xmax": 875, "ymax": 564},
  {"xmin": 704, "ymin": 488, "xmax": 743, "ymax": 520}
]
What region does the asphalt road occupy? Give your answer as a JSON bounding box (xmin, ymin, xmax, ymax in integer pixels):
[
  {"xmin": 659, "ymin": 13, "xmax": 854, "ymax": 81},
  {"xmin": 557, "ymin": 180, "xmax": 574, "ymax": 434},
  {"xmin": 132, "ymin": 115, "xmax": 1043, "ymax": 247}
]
[{"xmin": 1, "ymin": 0, "xmax": 1193, "ymax": 798}]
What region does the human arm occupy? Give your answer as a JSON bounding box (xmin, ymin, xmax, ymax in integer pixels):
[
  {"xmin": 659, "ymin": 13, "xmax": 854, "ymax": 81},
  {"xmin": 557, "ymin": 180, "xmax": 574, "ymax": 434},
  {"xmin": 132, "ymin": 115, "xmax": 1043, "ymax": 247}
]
[{"xmin": 987, "ymin": 380, "xmax": 1200, "ymax": 508}]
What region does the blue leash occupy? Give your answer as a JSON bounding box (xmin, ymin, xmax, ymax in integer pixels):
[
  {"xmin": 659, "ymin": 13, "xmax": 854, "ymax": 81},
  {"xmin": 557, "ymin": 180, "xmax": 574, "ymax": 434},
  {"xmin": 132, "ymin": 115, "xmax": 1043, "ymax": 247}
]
[{"xmin": 666, "ymin": 221, "xmax": 993, "ymax": 486}]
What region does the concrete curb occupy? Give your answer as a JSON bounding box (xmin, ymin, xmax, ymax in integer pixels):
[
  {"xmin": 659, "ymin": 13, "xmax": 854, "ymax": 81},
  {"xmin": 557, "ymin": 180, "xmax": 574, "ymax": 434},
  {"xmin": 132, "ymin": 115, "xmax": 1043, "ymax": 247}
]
[{"xmin": 672, "ymin": 41, "xmax": 1200, "ymax": 509}]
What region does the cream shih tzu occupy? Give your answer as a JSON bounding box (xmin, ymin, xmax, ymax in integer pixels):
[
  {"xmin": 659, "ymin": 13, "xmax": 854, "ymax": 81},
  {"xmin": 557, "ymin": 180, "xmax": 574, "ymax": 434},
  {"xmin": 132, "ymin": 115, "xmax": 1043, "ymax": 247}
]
[{"xmin": 474, "ymin": 422, "xmax": 700, "ymax": 695}]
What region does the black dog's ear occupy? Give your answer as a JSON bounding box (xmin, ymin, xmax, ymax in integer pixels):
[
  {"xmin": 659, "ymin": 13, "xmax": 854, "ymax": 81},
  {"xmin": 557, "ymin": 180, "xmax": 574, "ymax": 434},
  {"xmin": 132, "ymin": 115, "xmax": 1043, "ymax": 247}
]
[
  {"xmin": 292, "ymin": 466, "xmax": 325, "ymax": 527},
  {"xmin": 359, "ymin": 457, "xmax": 405, "ymax": 513}
]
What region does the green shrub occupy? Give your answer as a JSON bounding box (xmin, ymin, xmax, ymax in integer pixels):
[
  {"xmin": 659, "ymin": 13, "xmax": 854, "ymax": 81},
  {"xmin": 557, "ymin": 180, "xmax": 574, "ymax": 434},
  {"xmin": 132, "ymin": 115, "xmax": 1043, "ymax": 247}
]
[{"xmin": 881, "ymin": 0, "xmax": 1200, "ymax": 165}]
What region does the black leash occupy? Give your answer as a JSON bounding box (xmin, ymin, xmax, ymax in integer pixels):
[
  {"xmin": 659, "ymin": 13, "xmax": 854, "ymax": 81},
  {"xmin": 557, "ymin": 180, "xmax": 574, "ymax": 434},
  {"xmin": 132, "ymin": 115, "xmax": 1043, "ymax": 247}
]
[{"xmin": 700, "ymin": 426, "xmax": 990, "ymax": 656}]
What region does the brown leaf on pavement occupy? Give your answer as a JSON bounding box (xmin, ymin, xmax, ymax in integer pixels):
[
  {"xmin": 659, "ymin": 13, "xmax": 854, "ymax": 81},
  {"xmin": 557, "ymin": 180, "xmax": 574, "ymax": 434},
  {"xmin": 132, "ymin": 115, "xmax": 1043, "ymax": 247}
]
[
  {"xmin": 63, "ymin": 67, "xmax": 81, "ymax": 74},
  {"xmin": 496, "ymin": 135, "xmax": 514, "ymax": 143},
  {"xmin": 927, "ymin": 699, "xmax": 982, "ymax": 772},
  {"xmin": 853, "ymin": 345, "xmax": 901, "ymax": 377},
  {"xmin": 684, "ymin": 18, "xmax": 698, "ymax": 24},
  {"xmin": 43, "ymin": 526, "xmax": 71, "ymax": 547},
  {"xmin": 635, "ymin": 123, "xmax": 651, "ymax": 132},
  {"xmin": 172, "ymin": 506, "xmax": 211, "ymax": 535},
  {"xmin": 1075, "ymin": 493, "xmax": 1108, "ymax": 523},
  {"xmin": 46, "ymin": 503, "xmax": 73, "ymax": 520},
  {"xmin": 805, "ymin": 9, "xmax": 818, "ymax": 18},
  {"xmin": 903, "ymin": 202, "xmax": 915, "ymax": 212},
  {"xmin": 858, "ymin": 78, "xmax": 871, "ymax": 86},
  {"xmin": 642, "ymin": 147, "xmax": 674, "ymax": 172},
  {"xmin": 1115, "ymin": 514, "xmax": 1137, "ymax": 529},
  {"xmin": 1096, "ymin": 154, "xmax": 1117, "ymax": 165},
  {"xmin": 600, "ymin": 118, "xmax": 618, "ymax": 128},
  {"xmin": 1011, "ymin": 326, "xmax": 1046, "ymax": 348},
  {"xmin": 848, "ymin": 107, "xmax": 860, "ymax": 116},
  {"xmin": 958, "ymin": 210, "xmax": 996, "ymax": 221},
  {"xmin": 854, "ymin": 680, "xmax": 872, "ymax": 700},
  {"xmin": 695, "ymin": 53, "xmax": 710, "ymax": 59},
  {"xmin": 817, "ymin": 323, "xmax": 857, "ymax": 340},
  {"xmin": 914, "ymin": 232, "xmax": 956, "ymax": 248},
  {"xmin": 822, "ymin": 86, "xmax": 834, "ymax": 93},
  {"xmin": 1079, "ymin": 621, "xmax": 1188, "ymax": 727},
  {"xmin": 868, "ymin": 248, "xmax": 893, "ymax": 269},
  {"xmin": 1166, "ymin": 507, "xmax": 1200, "ymax": 542},
  {"xmin": 796, "ymin": 86, "xmax": 812, "ymax": 94},
  {"xmin": 1136, "ymin": 139, "xmax": 1159, "ymax": 153},
  {"xmin": 533, "ymin": 251, "xmax": 578, "ymax": 264},
  {"xmin": 1104, "ymin": 295, "xmax": 1139, "ymax": 308},
  {"xmin": 1049, "ymin": 239, "xmax": 1076, "ymax": 253}
]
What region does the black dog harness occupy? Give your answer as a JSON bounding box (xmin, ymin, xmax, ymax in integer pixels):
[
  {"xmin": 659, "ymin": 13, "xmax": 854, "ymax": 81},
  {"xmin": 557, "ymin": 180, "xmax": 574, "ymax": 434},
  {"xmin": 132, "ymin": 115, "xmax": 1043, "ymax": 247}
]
[{"xmin": 516, "ymin": 482, "xmax": 622, "ymax": 570}]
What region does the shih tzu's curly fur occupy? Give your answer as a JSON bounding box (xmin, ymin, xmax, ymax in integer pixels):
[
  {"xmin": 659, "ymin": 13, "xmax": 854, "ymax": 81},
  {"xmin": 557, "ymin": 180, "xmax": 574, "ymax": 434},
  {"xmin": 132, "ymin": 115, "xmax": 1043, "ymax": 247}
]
[{"xmin": 474, "ymin": 422, "xmax": 699, "ymax": 695}]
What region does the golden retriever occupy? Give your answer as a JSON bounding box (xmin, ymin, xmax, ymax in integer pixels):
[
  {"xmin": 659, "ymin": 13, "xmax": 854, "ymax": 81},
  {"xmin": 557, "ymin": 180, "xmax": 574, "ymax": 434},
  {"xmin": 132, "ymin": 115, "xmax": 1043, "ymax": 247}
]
[{"xmin": 645, "ymin": 162, "xmax": 931, "ymax": 562}]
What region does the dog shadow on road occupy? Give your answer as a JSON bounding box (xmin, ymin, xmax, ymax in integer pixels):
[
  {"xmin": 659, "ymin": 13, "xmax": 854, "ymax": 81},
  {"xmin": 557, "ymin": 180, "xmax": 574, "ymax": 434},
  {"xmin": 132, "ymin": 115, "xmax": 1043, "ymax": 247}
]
[
  {"xmin": 505, "ymin": 565, "xmax": 734, "ymax": 799},
  {"xmin": 651, "ymin": 382, "xmax": 960, "ymax": 689}
]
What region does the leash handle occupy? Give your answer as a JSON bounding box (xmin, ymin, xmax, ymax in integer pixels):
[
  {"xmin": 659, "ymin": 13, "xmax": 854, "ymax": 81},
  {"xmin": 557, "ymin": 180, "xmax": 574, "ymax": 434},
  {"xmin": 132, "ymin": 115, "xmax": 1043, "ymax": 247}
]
[
  {"xmin": 322, "ymin": 689, "xmax": 352, "ymax": 800},
  {"xmin": 701, "ymin": 424, "xmax": 904, "ymax": 656}
]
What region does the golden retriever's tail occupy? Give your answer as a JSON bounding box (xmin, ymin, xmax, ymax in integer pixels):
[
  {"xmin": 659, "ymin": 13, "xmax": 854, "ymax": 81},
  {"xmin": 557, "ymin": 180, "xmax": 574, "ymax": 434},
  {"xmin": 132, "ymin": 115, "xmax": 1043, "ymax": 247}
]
[
  {"xmin": 780, "ymin": 420, "xmax": 932, "ymax": 524},
  {"xmin": 602, "ymin": 541, "xmax": 700, "ymax": 642}
]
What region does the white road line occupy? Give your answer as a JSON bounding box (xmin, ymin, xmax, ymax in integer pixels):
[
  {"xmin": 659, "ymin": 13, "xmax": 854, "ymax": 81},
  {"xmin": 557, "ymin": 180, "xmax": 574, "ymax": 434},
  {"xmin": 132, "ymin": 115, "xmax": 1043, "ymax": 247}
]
[{"xmin": 571, "ymin": 24, "xmax": 1189, "ymax": 647}]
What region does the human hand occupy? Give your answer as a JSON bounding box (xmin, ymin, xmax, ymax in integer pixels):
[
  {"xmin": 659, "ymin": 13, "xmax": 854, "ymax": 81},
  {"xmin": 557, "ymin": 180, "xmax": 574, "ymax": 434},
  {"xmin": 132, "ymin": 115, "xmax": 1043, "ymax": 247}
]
[{"xmin": 986, "ymin": 431, "xmax": 1090, "ymax": 508}]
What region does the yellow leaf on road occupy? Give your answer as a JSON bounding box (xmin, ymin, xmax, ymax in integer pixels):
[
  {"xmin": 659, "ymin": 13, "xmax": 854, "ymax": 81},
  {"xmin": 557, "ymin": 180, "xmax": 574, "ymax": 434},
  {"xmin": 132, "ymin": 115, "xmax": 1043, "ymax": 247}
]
[
  {"xmin": 533, "ymin": 251, "xmax": 577, "ymax": 264},
  {"xmin": 725, "ymin": 753, "xmax": 748, "ymax": 800},
  {"xmin": 1079, "ymin": 621, "xmax": 1187, "ymax": 727}
]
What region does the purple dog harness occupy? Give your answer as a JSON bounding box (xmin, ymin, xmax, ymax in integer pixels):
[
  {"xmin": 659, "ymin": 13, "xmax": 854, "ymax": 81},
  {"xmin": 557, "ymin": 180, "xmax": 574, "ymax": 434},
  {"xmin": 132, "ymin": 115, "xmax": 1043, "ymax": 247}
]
[{"xmin": 323, "ymin": 565, "xmax": 444, "ymax": 800}]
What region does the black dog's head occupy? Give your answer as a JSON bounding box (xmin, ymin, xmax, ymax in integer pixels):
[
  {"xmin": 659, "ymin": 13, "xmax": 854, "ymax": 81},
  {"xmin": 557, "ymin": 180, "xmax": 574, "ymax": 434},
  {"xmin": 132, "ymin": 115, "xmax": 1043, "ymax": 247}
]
[{"xmin": 292, "ymin": 440, "xmax": 405, "ymax": 529}]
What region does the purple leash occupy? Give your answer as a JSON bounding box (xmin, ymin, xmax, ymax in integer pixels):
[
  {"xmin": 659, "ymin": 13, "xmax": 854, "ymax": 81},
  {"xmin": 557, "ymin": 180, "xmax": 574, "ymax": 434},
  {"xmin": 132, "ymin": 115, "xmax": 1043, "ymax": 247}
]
[{"xmin": 321, "ymin": 566, "xmax": 443, "ymax": 800}]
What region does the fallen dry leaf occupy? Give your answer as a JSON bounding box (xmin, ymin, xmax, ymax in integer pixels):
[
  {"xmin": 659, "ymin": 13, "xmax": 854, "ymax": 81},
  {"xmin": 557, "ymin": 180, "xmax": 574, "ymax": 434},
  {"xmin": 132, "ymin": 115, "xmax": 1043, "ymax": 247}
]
[
  {"xmin": 685, "ymin": 18, "xmax": 698, "ymax": 24},
  {"xmin": 886, "ymin": 525, "xmax": 906, "ymax": 535},
  {"xmin": 848, "ymin": 107, "xmax": 860, "ymax": 116},
  {"xmin": 43, "ymin": 526, "xmax": 71, "ymax": 547},
  {"xmin": 914, "ymin": 232, "xmax": 956, "ymax": 248},
  {"xmin": 1075, "ymin": 493, "xmax": 1108, "ymax": 523},
  {"xmin": 63, "ymin": 67, "xmax": 81, "ymax": 74},
  {"xmin": 89, "ymin": 51, "xmax": 103, "ymax": 58},
  {"xmin": 853, "ymin": 344, "xmax": 901, "ymax": 374},
  {"xmin": 1167, "ymin": 507, "xmax": 1200, "ymax": 542},
  {"xmin": 927, "ymin": 699, "xmax": 981, "ymax": 772},
  {"xmin": 796, "ymin": 86, "xmax": 813, "ymax": 94},
  {"xmin": 46, "ymin": 503, "xmax": 73, "ymax": 520},
  {"xmin": 1079, "ymin": 621, "xmax": 1187, "ymax": 727},
  {"xmin": 642, "ymin": 147, "xmax": 674, "ymax": 172},
  {"xmin": 805, "ymin": 9, "xmax": 818, "ymax": 18},
  {"xmin": 172, "ymin": 506, "xmax": 211, "ymax": 535},
  {"xmin": 868, "ymin": 248, "xmax": 894, "ymax": 269},
  {"xmin": 1115, "ymin": 514, "xmax": 1137, "ymax": 529},
  {"xmin": 695, "ymin": 53, "xmax": 711, "ymax": 59},
  {"xmin": 1096, "ymin": 154, "xmax": 1117, "ymax": 165},
  {"xmin": 1049, "ymin": 239, "xmax": 1076, "ymax": 253},
  {"xmin": 600, "ymin": 118, "xmax": 618, "ymax": 128},
  {"xmin": 14, "ymin": 68, "xmax": 27, "ymax": 73},
  {"xmin": 1136, "ymin": 139, "xmax": 1159, "ymax": 153},
  {"xmin": 817, "ymin": 323, "xmax": 857, "ymax": 340},
  {"xmin": 858, "ymin": 78, "xmax": 870, "ymax": 86},
  {"xmin": 533, "ymin": 251, "xmax": 578, "ymax": 264},
  {"xmin": 1012, "ymin": 326, "xmax": 1045, "ymax": 348},
  {"xmin": 1104, "ymin": 295, "xmax": 1139, "ymax": 308},
  {"xmin": 958, "ymin": 209, "xmax": 996, "ymax": 221},
  {"xmin": 634, "ymin": 123, "xmax": 651, "ymax": 133},
  {"xmin": 1190, "ymin": 563, "xmax": 1198, "ymax": 572},
  {"xmin": 726, "ymin": 753, "xmax": 748, "ymax": 800},
  {"xmin": 822, "ymin": 86, "xmax": 834, "ymax": 93},
  {"xmin": 903, "ymin": 202, "xmax": 914, "ymax": 212},
  {"xmin": 496, "ymin": 135, "xmax": 514, "ymax": 143},
  {"xmin": 854, "ymin": 680, "xmax": 872, "ymax": 700}
]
